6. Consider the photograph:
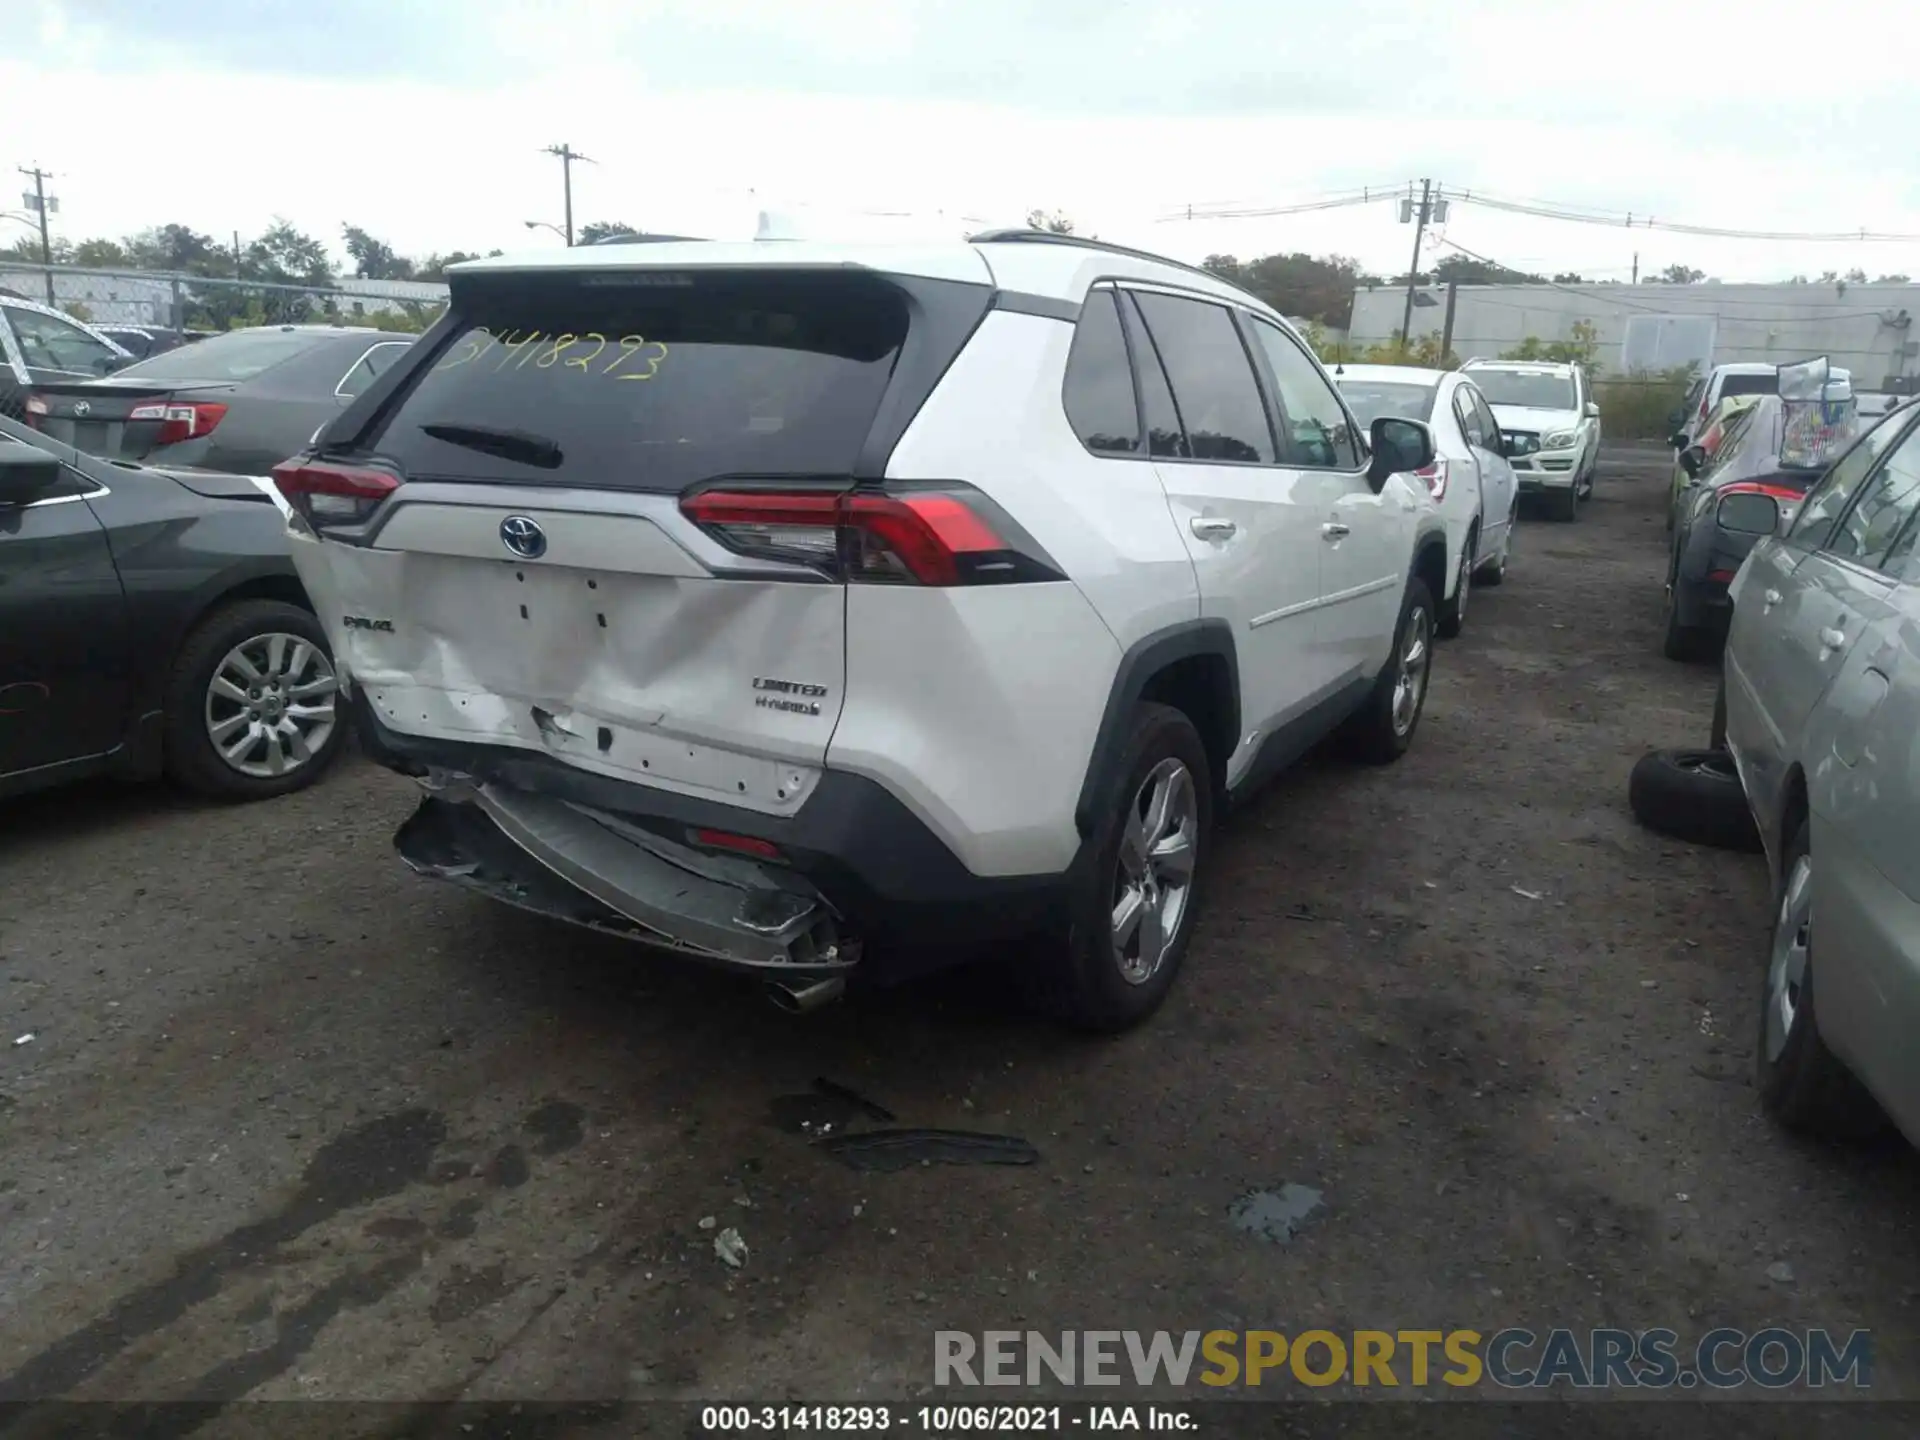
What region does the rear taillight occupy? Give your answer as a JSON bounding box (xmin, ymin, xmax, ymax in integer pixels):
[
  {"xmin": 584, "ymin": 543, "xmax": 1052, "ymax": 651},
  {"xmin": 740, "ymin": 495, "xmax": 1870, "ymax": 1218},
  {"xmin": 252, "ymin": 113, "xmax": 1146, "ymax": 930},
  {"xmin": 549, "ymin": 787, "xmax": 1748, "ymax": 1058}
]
[
  {"xmin": 22, "ymin": 395, "xmax": 48, "ymax": 429},
  {"xmin": 128, "ymin": 400, "xmax": 227, "ymax": 446},
  {"xmin": 1411, "ymin": 458, "xmax": 1449, "ymax": 502},
  {"xmin": 271, "ymin": 459, "xmax": 400, "ymax": 531},
  {"xmin": 679, "ymin": 485, "xmax": 1060, "ymax": 586}
]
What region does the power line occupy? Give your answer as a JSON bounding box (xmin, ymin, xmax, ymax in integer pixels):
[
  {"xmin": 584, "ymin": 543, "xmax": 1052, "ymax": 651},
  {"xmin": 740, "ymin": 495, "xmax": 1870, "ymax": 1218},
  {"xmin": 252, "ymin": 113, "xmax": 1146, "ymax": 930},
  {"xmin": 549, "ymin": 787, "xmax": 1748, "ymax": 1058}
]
[{"xmin": 1451, "ymin": 188, "xmax": 1920, "ymax": 244}]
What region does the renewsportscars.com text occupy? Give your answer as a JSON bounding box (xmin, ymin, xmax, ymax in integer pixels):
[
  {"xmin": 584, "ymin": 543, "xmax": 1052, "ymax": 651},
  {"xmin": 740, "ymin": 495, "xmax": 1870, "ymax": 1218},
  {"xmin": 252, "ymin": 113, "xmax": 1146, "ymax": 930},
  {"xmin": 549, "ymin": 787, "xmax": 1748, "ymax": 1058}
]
[{"xmin": 934, "ymin": 1328, "xmax": 1872, "ymax": 1391}]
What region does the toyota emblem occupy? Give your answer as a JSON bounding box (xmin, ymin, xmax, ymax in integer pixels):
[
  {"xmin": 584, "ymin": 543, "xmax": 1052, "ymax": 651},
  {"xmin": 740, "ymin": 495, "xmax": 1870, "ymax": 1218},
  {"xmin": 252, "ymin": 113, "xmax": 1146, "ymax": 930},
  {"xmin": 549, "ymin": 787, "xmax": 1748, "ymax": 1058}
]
[
  {"xmin": 72, "ymin": 401, "xmax": 90, "ymax": 417},
  {"xmin": 499, "ymin": 515, "xmax": 547, "ymax": 559}
]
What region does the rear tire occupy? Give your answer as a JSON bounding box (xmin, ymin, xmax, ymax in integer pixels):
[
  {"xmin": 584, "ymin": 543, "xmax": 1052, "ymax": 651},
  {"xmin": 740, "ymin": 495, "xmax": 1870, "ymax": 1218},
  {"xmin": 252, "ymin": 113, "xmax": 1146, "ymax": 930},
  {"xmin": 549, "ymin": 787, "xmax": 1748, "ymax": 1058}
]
[
  {"xmin": 1710, "ymin": 673, "xmax": 1728, "ymax": 750},
  {"xmin": 1627, "ymin": 747, "xmax": 1760, "ymax": 852},
  {"xmin": 1040, "ymin": 703, "xmax": 1213, "ymax": 1033},
  {"xmin": 1662, "ymin": 580, "xmax": 1712, "ymax": 662},
  {"xmin": 1437, "ymin": 528, "xmax": 1476, "ymax": 639},
  {"xmin": 1339, "ymin": 577, "xmax": 1435, "ymax": 765},
  {"xmin": 1756, "ymin": 820, "xmax": 1888, "ymax": 1140},
  {"xmin": 163, "ymin": 599, "xmax": 344, "ymax": 801}
]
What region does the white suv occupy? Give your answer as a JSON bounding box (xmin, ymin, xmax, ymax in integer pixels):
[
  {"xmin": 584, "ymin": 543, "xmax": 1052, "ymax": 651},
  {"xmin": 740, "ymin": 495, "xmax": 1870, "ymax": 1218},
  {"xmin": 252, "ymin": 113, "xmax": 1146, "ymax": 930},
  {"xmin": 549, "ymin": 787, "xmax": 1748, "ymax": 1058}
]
[
  {"xmin": 1460, "ymin": 358, "xmax": 1600, "ymax": 522},
  {"xmin": 276, "ymin": 231, "xmax": 1450, "ymax": 1030}
]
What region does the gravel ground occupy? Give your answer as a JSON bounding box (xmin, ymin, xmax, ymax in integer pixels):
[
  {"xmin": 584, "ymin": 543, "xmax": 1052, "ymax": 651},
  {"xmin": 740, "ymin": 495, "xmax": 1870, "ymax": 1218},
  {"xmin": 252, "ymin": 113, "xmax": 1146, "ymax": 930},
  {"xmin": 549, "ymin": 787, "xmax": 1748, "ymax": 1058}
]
[{"xmin": 3, "ymin": 448, "xmax": 1917, "ymax": 1418}]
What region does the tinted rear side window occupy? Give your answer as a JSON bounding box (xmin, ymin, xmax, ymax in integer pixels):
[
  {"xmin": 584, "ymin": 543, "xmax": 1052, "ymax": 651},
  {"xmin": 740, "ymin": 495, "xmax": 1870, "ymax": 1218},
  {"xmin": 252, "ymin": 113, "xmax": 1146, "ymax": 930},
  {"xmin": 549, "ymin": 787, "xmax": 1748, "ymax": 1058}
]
[
  {"xmin": 1062, "ymin": 289, "xmax": 1140, "ymax": 455},
  {"xmin": 371, "ymin": 270, "xmax": 908, "ymax": 491},
  {"xmin": 1127, "ymin": 292, "xmax": 1273, "ymax": 464},
  {"xmin": 1719, "ymin": 373, "xmax": 1777, "ymax": 400},
  {"xmin": 118, "ymin": 328, "xmax": 336, "ymax": 383}
]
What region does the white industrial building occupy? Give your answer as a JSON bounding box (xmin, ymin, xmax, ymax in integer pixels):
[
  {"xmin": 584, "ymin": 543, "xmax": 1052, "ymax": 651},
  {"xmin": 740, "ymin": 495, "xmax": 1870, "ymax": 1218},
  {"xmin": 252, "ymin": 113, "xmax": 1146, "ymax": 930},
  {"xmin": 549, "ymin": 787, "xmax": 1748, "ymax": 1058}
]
[{"xmin": 1348, "ymin": 281, "xmax": 1920, "ymax": 387}]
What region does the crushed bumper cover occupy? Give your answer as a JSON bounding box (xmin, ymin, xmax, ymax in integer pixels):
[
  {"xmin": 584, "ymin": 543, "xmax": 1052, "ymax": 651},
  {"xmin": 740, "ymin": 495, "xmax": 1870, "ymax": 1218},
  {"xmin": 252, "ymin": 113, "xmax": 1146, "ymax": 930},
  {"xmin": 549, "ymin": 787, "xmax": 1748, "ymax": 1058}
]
[
  {"xmin": 356, "ymin": 694, "xmax": 1067, "ymax": 978},
  {"xmin": 396, "ymin": 775, "xmax": 855, "ymax": 978}
]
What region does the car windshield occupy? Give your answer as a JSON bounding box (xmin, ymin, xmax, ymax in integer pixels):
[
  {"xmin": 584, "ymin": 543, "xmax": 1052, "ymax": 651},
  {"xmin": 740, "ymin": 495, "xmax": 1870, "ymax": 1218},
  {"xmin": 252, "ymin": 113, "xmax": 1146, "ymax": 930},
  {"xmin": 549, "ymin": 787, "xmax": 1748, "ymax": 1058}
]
[
  {"xmin": 1470, "ymin": 370, "xmax": 1576, "ymax": 410},
  {"xmin": 1719, "ymin": 373, "xmax": 1777, "ymax": 399},
  {"xmin": 115, "ymin": 328, "xmax": 337, "ymax": 383},
  {"xmin": 1334, "ymin": 380, "xmax": 1435, "ymax": 426}
]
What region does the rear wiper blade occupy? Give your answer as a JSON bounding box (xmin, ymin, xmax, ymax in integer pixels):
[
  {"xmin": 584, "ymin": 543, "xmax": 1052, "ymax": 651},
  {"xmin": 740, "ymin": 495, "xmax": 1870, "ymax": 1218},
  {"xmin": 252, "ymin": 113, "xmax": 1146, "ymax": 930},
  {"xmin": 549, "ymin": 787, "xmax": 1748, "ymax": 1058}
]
[{"xmin": 419, "ymin": 422, "xmax": 563, "ymax": 469}]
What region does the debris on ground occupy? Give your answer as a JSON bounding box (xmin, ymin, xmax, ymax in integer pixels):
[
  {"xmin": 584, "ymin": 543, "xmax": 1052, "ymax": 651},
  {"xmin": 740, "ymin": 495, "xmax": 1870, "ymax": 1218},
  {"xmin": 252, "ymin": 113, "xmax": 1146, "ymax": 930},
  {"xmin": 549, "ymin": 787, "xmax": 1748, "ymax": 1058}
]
[
  {"xmin": 714, "ymin": 1227, "xmax": 748, "ymax": 1269},
  {"xmin": 1766, "ymin": 1261, "xmax": 1795, "ymax": 1285},
  {"xmin": 1230, "ymin": 1184, "xmax": 1325, "ymax": 1245},
  {"xmin": 12, "ymin": 1033, "xmax": 34, "ymax": 1046},
  {"xmin": 820, "ymin": 1128, "xmax": 1040, "ymax": 1173},
  {"xmin": 812, "ymin": 1076, "xmax": 895, "ymax": 1123},
  {"xmin": 697, "ymin": 1215, "xmax": 717, "ymax": 1231},
  {"xmin": 1511, "ymin": 887, "xmax": 1545, "ymax": 901}
]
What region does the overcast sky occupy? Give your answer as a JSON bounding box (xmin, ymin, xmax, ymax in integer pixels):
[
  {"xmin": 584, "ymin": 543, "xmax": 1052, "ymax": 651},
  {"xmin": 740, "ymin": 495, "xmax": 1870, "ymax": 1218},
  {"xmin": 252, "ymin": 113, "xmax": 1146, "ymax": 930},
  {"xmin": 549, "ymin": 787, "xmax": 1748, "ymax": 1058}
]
[{"xmin": 10, "ymin": 0, "xmax": 1920, "ymax": 285}]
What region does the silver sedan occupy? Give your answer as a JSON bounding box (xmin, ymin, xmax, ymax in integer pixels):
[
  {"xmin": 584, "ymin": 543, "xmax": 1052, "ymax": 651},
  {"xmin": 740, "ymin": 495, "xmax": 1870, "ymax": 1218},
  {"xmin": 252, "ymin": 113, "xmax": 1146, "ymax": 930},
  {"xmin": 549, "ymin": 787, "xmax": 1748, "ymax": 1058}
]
[{"xmin": 1723, "ymin": 401, "xmax": 1920, "ymax": 1142}]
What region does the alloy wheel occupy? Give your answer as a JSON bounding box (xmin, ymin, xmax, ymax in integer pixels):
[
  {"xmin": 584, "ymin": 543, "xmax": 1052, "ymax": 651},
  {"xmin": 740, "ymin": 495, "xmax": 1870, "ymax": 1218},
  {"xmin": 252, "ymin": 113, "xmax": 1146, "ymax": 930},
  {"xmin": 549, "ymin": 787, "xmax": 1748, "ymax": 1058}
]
[
  {"xmin": 1111, "ymin": 757, "xmax": 1198, "ymax": 985},
  {"xmin": 1765, "ymin": 853, "xmax": 1812, "ymax": 1063},
  {"xmin": 1391, "ymin": 607, "xmax": 1432, "ymax": 737},
  {"xmin": 204, "ymin": 632, "xmax": 339, "ymax": 779}
]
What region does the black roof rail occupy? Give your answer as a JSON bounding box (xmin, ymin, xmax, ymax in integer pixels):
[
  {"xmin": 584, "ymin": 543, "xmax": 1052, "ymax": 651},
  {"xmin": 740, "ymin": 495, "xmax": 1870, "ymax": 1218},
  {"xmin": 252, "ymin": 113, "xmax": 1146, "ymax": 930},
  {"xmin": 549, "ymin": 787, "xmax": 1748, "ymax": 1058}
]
[{"xmin": 965, "ymin": 228, "xmax": 1262, "ymax": 306}]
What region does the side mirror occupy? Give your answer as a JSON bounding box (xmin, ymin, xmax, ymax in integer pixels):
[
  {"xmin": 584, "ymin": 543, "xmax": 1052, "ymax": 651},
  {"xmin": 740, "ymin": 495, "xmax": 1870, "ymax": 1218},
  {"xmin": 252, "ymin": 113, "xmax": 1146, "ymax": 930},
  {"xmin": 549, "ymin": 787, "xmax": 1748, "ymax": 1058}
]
[
  {"xmin": 1666, "ymin": 409, "xmax": 1685, "ymax": 429},
  {"xmin": 1679, "ymin": 444, "xmax": 1707, "ymax": 478},
  {"xmin": 0, "ymin": 447, "xmax": 65, "ymax": 505},
  {"xmin": 1585, "ymin": 401, "xmax": 1600, "ymax": 419},
  {"xmin": 1366, "ymin": 416, "xmax": 1436, "ymax": 492}
]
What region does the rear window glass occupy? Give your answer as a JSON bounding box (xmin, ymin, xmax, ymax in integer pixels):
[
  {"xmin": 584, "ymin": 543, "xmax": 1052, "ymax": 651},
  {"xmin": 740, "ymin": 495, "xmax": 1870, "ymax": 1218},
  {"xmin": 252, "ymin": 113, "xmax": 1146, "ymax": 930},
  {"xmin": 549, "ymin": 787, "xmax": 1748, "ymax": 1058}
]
[
  {"xmin": 1337, "ymin": 380, "xmax": 1435, "ymax": 426},
  {"xmin": 371, "ymin": 271, "xmax": 908, "ymax": 491},
  {"xmin": 118, "ymin": 328, "xmax": 333, "ymax": 383},
  {"xmin": 1719, "ymin": 373, "xmax": 1777, "ymax": 399},
  {"xmin": 1468, "ymin": 369, "xmax": 1576, "ymax": 410}
]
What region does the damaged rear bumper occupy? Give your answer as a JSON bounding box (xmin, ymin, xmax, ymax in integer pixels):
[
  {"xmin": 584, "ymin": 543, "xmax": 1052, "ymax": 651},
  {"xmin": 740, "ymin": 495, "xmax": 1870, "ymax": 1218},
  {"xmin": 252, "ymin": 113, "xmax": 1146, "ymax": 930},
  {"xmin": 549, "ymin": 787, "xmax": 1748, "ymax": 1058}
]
[
  {"xmin": 359, "ymin": 694, "xmax": 1067, "ymax": 978},
  {"xmin": 396, "ymin": 776, "xmax": 855, "ymax": 977}
]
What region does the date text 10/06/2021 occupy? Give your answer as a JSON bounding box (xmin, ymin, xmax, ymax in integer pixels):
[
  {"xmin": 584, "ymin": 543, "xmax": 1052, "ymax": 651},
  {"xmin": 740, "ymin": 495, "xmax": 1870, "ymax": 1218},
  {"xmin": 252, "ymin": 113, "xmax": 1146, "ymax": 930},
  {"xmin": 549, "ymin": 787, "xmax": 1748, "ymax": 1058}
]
[{"xmin": 700, "ymin": 1406, "xmax": 1193, "ymax": 1432}]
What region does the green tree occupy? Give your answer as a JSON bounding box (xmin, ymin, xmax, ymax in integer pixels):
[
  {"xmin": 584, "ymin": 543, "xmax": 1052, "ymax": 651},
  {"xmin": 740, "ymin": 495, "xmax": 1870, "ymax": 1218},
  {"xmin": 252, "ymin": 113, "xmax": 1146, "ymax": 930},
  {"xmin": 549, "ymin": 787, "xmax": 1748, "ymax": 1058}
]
[
  {"xmin": 1874, "ymin": 273, "xmax": 1911, "ymax": 283},
  {"xmin": 341, "ymin": 224, "xmax": 416, "ymax": 279},
  {"xmin": 416, "ymin": 250, "xmax": 483, "ymax": 281},
  {"xmin": 1205, "ymin": 252, "xmax": 1380, "ymax": 330},
  {"xmin": 124, "ymin": 224, "xmax": 223, "ymax": 273},
  {"xmin": 0, "ymin": 234, "xmax": 72, "ymax": 264},
  {"xmin": 578, "ymin": 220, "xmax": 638, "ymax": 245},
  {"xmin": 1654, "ymin": 263, "xmax": 1705, "ymax": 284},
  {"xmin": 1025, "ymin": 209, "xmax": 1075, "ymax": 234},
  {"xmin": 1500, "ymin": 319, "xmax": 1599, "ymax": 368}
]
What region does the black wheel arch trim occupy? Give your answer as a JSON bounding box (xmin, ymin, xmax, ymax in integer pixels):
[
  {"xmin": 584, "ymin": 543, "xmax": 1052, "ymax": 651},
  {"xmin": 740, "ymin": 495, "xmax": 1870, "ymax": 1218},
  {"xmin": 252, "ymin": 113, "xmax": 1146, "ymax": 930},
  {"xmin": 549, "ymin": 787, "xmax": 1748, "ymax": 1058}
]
[{"xmin": 1073, "ymin": 618, "xmax": 1240, "ymax": 839}]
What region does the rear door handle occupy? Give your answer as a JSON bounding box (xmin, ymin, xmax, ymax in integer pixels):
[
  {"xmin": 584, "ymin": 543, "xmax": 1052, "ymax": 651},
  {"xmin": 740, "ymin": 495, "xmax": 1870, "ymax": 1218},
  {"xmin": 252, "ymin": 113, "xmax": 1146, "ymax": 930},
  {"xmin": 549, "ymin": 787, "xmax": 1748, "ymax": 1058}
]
[
  {"xmin": 1321, "ymin": 523, "xmax": 1351, "ymax": 541},
  {"xmin": 1821, "ymin": 627, "xmax": 1848, "ymax": 651},
  {"xmin": 1189, "ymin": 516, "xmax": 1237, "ymax": 540}
]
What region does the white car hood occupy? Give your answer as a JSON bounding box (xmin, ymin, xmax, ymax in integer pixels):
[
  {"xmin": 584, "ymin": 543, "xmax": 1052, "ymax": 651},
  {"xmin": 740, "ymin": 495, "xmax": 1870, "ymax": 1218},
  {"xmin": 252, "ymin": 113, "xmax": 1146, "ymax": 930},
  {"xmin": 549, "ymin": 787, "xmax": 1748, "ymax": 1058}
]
[{"xmin": 1486, "ymin": 405, "xmax": 1581, "ymax": 432}]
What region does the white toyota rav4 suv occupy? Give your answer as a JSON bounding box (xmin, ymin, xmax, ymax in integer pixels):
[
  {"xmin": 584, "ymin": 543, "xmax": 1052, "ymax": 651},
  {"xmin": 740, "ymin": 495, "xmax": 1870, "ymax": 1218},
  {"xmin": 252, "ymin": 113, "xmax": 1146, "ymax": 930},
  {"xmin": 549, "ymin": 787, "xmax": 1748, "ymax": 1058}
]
[{"xmin": 275, "ymin": 231, "xmax": 1448, "ymax": 1030}]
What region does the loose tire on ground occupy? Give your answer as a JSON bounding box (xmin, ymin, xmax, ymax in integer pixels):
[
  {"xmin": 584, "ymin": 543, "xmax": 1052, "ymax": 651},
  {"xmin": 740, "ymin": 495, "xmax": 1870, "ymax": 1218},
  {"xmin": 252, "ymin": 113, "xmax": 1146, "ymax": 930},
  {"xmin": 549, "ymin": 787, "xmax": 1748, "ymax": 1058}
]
[
  {"xmin": 1755, "ymin": 820, "xmax": 1888, "ymax": 1140},
  {"xmin": 1627, "ymin": 747, "xmax": 1760, "ymax": 852},
  {"xmin": 1038, "ymin": 702, "xmax": 1213, "ymax": 1033},
  {"xmin": 163, "ymin": 599, "xmax": 345, "ymax": 802}
]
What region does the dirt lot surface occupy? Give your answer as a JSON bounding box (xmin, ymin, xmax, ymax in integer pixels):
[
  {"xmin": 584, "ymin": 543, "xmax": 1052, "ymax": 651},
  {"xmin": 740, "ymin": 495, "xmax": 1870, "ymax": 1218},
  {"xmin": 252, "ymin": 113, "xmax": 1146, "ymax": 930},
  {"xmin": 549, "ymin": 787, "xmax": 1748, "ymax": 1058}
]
[{"xmin": 4, "ymin": 448, "xmax": 1917, "ymax": 1422}]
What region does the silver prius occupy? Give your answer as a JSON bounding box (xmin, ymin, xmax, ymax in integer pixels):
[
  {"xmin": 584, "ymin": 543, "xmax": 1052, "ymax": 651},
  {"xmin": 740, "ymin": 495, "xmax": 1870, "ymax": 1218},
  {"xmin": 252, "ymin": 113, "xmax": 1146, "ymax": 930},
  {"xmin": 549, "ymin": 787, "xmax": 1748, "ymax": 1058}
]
[{"xmin": 1723, "ymin": 398, "xmax": 1920, "ymax": 1142}]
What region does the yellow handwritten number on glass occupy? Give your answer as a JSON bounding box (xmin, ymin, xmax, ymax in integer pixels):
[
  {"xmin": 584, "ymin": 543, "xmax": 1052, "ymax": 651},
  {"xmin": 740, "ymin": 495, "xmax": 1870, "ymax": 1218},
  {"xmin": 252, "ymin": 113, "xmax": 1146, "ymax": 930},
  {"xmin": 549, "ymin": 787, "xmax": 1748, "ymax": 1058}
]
[
  {"xmin": 435, "ymin": 328, "xmax": 492, "ymax": 371},
  {"xmin": 494, "ymin": 331, "xmax": 542, "ymax": 371},
  {"xmin": 563, "ymin": 333, "xmax": 607, "ymax": 374},
  {"xmin": 534, "ymin": 334, "xmax": 576, "ymax": 368},
  {"xmin": 606, "ymin": 336, "xmax": 669, "ymax": 381}
]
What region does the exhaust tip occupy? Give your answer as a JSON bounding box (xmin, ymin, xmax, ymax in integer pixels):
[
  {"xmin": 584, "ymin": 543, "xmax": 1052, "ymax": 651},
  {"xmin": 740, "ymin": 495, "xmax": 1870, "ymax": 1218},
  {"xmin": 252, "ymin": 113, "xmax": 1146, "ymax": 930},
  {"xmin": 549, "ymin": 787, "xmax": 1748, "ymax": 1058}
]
[{"xmin": 765, "ymin": 977, "xmax": 846, "ymax": 1014}]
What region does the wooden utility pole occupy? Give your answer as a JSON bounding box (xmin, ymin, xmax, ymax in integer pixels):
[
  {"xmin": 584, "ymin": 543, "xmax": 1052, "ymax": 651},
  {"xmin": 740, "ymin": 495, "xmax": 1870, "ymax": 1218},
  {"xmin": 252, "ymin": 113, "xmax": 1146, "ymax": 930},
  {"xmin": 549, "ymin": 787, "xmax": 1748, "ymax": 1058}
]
[
  {"xmin": 1439, "ymin": 280, "xmax": 1460, "ymax": 361},
  {"xmin": 1631, "ymin": 252, "xmax": 1639, "ymax": 284},
  {"xmin": 19, "ymin": 166, "xmax": 56, "ymax": 305},
  {"xmin": 543, "ymin": 144, "xmax": 595, "ymax": 247},
  {"xmin": 1399, "ymin": 179, "xmax": 1433, "ymax": 347}
]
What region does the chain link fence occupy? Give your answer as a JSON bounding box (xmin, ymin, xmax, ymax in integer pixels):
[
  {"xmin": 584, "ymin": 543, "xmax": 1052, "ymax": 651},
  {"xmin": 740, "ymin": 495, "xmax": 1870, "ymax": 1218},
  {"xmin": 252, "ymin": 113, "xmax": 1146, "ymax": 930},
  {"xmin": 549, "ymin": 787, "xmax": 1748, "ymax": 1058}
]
[{"xmin": 0, "ymin": 262, "xmax": 449, "ymax": 334}]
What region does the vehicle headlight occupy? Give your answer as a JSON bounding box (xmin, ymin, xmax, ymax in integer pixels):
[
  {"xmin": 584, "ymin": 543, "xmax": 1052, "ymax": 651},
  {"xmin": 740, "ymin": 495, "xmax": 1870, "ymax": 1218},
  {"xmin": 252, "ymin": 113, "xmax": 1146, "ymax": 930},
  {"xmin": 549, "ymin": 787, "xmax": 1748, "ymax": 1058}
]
[{"xmin": 1544, "ymin": 429, "xmax": 1578, "ymax": 450}]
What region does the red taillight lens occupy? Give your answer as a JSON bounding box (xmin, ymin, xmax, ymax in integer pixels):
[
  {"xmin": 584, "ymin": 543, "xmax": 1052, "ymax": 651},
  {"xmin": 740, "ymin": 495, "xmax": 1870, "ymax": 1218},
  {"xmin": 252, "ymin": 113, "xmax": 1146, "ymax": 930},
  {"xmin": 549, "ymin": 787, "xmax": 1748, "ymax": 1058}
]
[
  {"xmin": 22, "ymin": 395, "xmax": 48, "ymax": 429},
  {"xmin": 690, "ymin": 828, "xmax": 783, "ymax": 861},
  {"xmin": 1411, "ymin": 458, "xmax": 1449, "ymax": 502},
  {"xmin": 128, "ymin": 400, "xmax": 227, "ymax": 446},
  {"xmin": 271, "ymin": 459, "xmax": 400, "ymax": 530},
  {"xmin": 1707, "ymin": 568, "xmax": 1739, "ymax": 583},
  {"xmin": 680, "ymin": 486, "xmax": 1037, "ymax": 586}
]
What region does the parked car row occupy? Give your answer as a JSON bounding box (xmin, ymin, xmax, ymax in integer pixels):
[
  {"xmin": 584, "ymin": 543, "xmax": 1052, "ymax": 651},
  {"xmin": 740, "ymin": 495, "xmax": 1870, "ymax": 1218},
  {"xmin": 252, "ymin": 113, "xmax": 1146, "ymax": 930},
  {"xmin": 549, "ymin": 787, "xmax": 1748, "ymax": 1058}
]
[{"xmin": 1633, "ymin": 361, "xmax": 1920, "ymax": 1154}]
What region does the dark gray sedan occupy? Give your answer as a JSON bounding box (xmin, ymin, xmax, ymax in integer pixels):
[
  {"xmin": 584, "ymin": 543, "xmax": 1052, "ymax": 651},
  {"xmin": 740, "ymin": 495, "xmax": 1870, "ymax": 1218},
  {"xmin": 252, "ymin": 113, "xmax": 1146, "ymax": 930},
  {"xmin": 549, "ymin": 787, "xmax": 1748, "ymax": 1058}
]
[
  {"xmin": 23, "ymin": 324, "xmax": 414, "ymax": 476},
  {"xmin": 0, "ymin": 413, "xmax": 344, "ymax": 802}
]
